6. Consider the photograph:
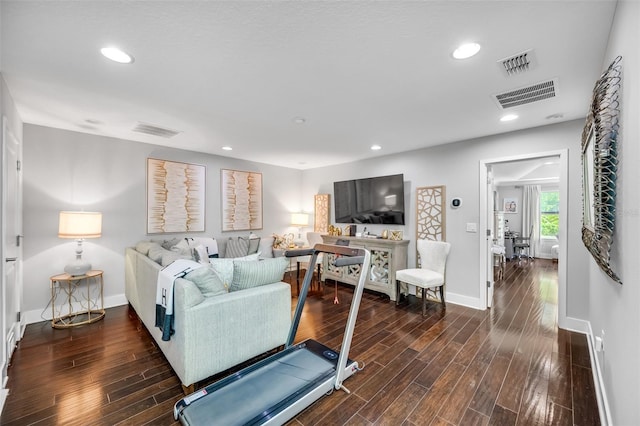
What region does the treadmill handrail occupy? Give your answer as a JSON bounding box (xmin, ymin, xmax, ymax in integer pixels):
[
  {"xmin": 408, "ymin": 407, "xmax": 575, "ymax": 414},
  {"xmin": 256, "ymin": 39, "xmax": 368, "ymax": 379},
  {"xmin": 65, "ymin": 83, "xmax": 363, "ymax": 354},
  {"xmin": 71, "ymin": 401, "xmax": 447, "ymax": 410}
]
[
  {"xmin": 285, "ymin": 244, "xmax": 369, "ymax": 348},
  {"xmin": 333, "ymin": 248, "xmax": 370, "ymax": 391}
]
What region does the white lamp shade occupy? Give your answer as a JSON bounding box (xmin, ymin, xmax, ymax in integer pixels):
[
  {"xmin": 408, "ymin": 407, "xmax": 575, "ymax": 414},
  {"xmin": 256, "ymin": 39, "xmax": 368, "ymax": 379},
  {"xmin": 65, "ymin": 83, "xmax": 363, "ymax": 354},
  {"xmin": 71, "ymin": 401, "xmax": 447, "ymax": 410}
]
[
  {"xmin": 291, "ymin": 213, "xmax": 309, "ymax": 227},
  {"xmin": 59, "ymin": 211, "xmax": 102, "ymax": 239}
]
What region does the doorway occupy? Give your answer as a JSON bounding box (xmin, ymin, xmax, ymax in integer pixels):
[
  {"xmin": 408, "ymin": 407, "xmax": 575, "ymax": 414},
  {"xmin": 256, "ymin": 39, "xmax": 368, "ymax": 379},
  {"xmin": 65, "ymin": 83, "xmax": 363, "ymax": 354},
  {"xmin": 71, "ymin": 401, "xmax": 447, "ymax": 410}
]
[{"xmin": 479, "ymin": 150, "xmax": 568, "ymax": 323}]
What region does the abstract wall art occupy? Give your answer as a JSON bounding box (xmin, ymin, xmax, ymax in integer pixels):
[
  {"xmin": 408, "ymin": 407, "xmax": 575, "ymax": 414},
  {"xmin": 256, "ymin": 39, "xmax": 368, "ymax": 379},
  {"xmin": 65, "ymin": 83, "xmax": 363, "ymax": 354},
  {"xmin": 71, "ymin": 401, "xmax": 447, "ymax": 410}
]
[
  {"xmin": 221, "ymin": 169, "xmax": 263, "ymax": 231},
  {"xmin": 147, "ymin": 158, "xmax": 206, "ymax": 234}
]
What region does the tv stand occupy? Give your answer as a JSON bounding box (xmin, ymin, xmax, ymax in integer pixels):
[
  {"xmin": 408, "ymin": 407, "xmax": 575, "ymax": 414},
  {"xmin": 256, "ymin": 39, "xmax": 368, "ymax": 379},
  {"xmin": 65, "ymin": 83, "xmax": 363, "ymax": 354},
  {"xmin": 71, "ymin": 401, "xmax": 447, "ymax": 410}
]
[{"xmin": 321, "ymin": 235, "xmax": 408, "ymax": 301}]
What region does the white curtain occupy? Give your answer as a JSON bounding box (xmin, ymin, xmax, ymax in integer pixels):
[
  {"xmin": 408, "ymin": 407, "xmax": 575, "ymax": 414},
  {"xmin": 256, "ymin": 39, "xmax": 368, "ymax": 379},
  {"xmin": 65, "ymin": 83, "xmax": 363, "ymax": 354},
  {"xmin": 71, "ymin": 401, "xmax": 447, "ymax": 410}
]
[{"xmin": 522, "ymin": 185, "xmax": 541, "ymax": 258}]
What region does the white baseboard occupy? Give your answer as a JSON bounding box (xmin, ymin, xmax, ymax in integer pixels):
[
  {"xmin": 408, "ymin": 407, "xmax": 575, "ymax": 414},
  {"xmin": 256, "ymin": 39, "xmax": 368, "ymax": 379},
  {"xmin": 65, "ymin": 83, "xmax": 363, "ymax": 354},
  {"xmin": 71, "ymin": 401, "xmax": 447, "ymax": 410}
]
[
  {"xmin": 586, "ymin": 322, "xmax": 613, "ymax": 426},
  {"xmin": 445, "ymin": 292, "xmax": 483, "ymax": 310},
  {"xmin": 559, "ymin": 315, "xmax": 589, "ymax": 334},
  {"xmin": 23, "ymin": 293, "xmax": 129, "ymax": 325},
  {"xmin": 0, "ymin": 388, "xmax": 8, "ymax": 417}
]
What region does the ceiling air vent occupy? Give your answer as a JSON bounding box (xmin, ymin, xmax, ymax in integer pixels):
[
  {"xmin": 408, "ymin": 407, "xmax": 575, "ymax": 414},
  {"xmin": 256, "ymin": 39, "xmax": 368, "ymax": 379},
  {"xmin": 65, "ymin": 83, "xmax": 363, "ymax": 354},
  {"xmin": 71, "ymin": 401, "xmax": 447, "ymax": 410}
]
[
  {"xmin": 132, "ymin": 122, "xmax": 181, "ymax": 138},
  {"xmin": 498, "ymin": 49, "xmax": 536, "ymax": 76},
  {"xmin": 493, "ymin": 79, "xmax": 558, "ymax": 109}
]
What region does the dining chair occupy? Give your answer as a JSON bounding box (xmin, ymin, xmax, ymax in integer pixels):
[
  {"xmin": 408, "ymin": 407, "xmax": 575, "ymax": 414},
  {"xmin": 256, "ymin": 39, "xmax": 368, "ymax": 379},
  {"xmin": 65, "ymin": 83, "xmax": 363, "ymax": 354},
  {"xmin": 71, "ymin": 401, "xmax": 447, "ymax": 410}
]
[{"xmin": 395, "ymin": 239, "xmax": 451, "ymax": 316}]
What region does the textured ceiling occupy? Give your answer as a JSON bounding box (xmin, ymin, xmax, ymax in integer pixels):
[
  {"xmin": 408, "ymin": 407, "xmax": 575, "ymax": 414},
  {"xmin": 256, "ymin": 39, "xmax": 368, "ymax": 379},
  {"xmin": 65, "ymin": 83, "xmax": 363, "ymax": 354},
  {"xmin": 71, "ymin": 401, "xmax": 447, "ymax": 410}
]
[{"xmin": 1, "ymin": 1, "xmax": 617, "ymax": 169}]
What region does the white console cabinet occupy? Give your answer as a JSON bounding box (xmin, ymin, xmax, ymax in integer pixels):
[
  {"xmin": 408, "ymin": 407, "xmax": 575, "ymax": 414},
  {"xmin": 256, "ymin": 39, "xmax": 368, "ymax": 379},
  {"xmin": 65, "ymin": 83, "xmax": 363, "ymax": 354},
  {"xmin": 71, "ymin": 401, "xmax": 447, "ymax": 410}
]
[{"xmin": 321, "ymin": 235, "xmax": 409, "ymax": 301}]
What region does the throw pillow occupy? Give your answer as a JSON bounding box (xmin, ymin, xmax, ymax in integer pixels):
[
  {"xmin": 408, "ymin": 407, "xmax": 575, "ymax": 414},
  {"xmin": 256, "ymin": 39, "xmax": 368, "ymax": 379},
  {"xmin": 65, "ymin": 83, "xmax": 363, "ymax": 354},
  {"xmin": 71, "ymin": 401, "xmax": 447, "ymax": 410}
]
[
  {"xmin": 209, "ymin": 253, "xmax": 260, "ymax": 287},
  {"xmin": 147, "ymin": 243, "xmax": 165, "ymax": 263},
  {"xmin": 135, "ymin": 240, "xmax": 154, "ymax": 255},
  {"xmin": 192, "ymin": 244, "xmax": 210, "ymax": 264},
  {"xmin": 247, "ymin": 235, "xmax": 261, "ymax": 255},
  {"xmin": 259, "ymin": 236, "xmax": 275, "ymax": 258},
  {"xmin": 161, "ymin": 250, "xmax": 191, "ymax": 267},
  {"xmin": 230, "ymin": 256, "xmax": 288, "ymax": 292},
  {"xmin": 185, "ymin": 267, "xmax": 227, "ymax": 297},
  {"xmin": 161, "ymin": 237, "xmax": 182, "ymax": 250},
  {"xmin": 225, "ymin": 237, "xmax": 249, "ymax": 258}
]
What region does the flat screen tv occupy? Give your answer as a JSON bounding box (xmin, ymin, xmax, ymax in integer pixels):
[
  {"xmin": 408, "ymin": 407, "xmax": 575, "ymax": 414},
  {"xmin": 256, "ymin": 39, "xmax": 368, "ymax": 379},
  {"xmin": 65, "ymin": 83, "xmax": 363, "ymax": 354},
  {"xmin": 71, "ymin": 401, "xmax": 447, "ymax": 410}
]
[{"xmin": 334, "ymin": 174, "xmax": 405, "ymax": 225}]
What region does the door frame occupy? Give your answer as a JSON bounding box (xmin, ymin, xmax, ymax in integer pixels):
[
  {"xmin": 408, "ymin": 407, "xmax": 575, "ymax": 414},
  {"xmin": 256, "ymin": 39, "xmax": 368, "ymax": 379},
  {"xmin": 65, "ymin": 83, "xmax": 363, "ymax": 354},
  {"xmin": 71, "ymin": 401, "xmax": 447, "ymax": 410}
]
[{"xmin": 479, "ymin": 149, "xmax": 568, "ymax": 322}]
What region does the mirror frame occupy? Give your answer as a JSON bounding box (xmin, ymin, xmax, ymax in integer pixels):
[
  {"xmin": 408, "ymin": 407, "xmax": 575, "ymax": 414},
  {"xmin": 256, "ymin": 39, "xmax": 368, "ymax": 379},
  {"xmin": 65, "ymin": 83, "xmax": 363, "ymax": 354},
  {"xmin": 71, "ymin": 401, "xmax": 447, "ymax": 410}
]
[{"xmin": 581, "ymin": 55, "xmax": 622, "ymax": 284}]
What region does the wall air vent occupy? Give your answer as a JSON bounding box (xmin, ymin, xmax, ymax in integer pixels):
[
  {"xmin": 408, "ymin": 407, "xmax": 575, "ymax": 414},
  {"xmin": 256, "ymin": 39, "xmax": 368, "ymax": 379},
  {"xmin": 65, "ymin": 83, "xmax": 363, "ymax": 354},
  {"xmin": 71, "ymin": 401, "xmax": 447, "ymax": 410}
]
[
  {"xmin": 498, "ymin": 49, "xmax": 536, "ymax": 76},
  {"xmin": 132, "ymin": 122, "xmax": 181, "ymax": 138},
  {"xmin": 493, "ymin": 79, "xmax": 558, "ymax": 109}
]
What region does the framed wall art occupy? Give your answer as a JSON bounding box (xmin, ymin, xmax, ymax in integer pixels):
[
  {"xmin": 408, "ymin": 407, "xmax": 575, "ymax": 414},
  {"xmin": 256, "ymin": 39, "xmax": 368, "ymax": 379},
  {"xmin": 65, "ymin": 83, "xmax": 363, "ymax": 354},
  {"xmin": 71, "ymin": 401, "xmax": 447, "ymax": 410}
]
[
  {"xmin": 221, "ymin": 169, "xmax": 263, "ymax": 231},
  {"xmin": 147, "ymin": 158, "xmax": 206, "ymax": 234},
  {"xmin": 503, "ymin": 197, "xmax": 518, "ymax": 214}
]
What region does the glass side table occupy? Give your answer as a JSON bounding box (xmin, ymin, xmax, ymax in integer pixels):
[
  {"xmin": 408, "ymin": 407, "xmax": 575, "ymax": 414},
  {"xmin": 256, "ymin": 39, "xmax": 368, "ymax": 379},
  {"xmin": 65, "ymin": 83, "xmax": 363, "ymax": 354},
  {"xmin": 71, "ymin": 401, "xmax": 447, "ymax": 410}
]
[{"xmin": 50, "ymin": 270, "xmax": 105, "ymax": 328}]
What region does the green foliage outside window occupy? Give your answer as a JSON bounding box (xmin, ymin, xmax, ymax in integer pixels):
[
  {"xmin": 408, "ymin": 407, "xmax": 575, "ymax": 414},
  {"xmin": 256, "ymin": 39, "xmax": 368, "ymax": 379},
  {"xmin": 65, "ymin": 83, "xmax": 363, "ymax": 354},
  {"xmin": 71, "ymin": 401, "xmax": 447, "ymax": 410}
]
[{"xmin": 540, "ymin": 191, "xmax": 559, "ymax": 237}]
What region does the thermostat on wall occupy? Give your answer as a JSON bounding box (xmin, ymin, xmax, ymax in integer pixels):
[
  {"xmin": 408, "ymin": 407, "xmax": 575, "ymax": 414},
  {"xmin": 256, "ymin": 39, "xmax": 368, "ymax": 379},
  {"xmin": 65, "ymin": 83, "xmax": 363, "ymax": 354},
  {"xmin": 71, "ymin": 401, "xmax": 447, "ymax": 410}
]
[{"xmin": 451, "ymin": 198, "xmax": 462, "ymax": 209}]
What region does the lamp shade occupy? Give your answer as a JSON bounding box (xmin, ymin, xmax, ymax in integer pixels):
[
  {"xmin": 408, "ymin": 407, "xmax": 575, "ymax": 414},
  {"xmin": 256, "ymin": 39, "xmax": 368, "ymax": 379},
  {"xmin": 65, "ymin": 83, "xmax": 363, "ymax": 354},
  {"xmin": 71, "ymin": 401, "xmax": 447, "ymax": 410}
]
[
  {"xmin": 291, "ymin": 213, "xmax": 309, "ymax": 227},
  {"xmin": 58, "ymin": 211, "xmax": 102, "ymax": 239}
]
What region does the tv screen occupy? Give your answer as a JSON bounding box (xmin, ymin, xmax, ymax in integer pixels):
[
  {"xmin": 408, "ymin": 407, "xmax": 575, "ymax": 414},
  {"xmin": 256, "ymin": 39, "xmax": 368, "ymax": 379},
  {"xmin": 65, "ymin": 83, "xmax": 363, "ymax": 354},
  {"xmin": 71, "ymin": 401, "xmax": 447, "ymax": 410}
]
[{"xmin": 334, "ymin": 174, "xmax": 405, "ymax": 225}]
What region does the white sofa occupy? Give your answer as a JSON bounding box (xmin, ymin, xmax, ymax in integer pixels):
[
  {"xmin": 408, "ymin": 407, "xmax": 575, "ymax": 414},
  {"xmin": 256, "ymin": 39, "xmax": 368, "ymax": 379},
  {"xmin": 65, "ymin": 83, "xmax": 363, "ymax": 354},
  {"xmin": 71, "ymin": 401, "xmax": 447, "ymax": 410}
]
[{"xmin": 124, "ymin": 244, "xmax": 291, "ymax": 392}]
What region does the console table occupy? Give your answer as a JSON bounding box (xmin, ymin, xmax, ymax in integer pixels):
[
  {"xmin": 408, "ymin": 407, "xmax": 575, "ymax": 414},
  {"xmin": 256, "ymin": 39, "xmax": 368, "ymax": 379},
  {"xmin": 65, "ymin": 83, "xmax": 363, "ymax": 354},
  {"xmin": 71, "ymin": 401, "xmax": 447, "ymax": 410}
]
[
  {"xmin": 321, "ymin": 235, "xmax": 409, "ymax": 301},
  {"xmin": 50, "ymin": 270, "xmax": 105, "ymax": 328}
]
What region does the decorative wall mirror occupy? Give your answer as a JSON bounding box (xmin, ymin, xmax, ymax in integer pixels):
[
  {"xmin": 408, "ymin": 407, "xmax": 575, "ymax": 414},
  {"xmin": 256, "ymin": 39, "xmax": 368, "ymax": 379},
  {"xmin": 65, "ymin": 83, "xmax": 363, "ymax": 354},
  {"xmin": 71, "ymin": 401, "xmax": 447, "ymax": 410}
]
[{"xmin": 581, "ymin": 55, "xmax": 622, "ymax": 284}]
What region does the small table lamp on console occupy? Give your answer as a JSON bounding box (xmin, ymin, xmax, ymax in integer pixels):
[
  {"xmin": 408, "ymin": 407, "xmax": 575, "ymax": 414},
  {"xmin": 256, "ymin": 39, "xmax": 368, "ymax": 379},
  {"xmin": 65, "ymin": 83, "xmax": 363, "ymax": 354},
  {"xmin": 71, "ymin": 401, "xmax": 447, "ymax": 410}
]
[
  {"xmin": 291, "ymin": 213, "xmax": 309, "ymax": 247},
  {"xmin": 58, "ymin": 211, "xmax": 102, "ymax": 276}
]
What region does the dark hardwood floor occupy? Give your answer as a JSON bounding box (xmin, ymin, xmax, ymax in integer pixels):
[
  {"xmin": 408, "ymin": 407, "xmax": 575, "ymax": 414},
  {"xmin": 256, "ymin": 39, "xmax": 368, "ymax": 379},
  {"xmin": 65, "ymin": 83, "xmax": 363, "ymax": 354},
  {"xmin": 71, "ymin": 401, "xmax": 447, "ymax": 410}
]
[{"xmin": 1, "ymin": 258, "xmax": 600, "ymax": 425}]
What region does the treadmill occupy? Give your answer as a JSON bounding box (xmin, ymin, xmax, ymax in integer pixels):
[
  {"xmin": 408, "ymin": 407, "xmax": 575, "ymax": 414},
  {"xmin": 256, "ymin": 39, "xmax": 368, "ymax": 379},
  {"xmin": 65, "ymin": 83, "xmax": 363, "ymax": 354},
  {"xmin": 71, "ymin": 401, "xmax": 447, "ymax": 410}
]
[{"xmin": 173, "ymin": 243, "xmax": 371, "ymax": 425}]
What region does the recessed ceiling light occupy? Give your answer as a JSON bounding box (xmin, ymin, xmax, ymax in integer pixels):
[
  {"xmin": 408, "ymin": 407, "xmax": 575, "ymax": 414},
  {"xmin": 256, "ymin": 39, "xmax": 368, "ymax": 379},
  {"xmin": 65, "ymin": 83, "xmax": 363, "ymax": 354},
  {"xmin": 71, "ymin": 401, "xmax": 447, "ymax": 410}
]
[
  {"xmin": 100, "ymin": 47, "xmax": 134, "ymax": 64},
  {"xmin": 370, "ymin": 145, "xmax": 382, "ymax": 151},
  {"xmin": 292, "ymin": 117, "xmax": 306, "ymax": 124},
  {"xmin": 500, "ymin": 114, "xmax": 519, "ymax": 122},
  {"xmin": 222, "ymin": 146, "xmax": 233, "ymax": 151},
  {"xmin": 453, "ymin": 42, "xmax": 481, "ymax": 59}
]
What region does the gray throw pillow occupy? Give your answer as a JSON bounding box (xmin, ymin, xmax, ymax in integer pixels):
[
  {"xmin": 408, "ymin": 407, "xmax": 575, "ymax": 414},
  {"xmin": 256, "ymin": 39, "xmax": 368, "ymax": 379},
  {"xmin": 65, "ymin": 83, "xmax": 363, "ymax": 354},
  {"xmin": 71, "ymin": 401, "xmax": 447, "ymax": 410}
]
[
  {"xmin": 147, "ymin": 243, "xmax": 165, "ymax": 263},
  {"xmin": 230, "ymin": 257, "xmax": 288, "ymax": 292},
  {"xmin": 225, "ymin": 237, "xmax": 249, "ymax": 258},
  {"xmin": 185, "ymin": 267, "xmax": 227, "ymax": 297}
]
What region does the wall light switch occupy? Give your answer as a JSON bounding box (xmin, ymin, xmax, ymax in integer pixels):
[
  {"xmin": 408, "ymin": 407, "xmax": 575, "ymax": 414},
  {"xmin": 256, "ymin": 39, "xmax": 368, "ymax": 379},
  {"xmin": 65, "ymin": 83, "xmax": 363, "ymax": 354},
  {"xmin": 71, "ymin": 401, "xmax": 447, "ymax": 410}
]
[{"xmin": 466, "ymin": 223, "xmax": 477, "ymax": 233}]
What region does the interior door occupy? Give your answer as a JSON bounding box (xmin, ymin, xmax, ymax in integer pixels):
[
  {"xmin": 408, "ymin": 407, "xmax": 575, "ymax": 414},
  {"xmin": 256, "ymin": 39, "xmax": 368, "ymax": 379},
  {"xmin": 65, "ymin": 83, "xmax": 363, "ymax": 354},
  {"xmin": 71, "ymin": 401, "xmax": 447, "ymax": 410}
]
[{"xmin": 2, "ymin": 116, "xmax": 22, "ymax": 389}]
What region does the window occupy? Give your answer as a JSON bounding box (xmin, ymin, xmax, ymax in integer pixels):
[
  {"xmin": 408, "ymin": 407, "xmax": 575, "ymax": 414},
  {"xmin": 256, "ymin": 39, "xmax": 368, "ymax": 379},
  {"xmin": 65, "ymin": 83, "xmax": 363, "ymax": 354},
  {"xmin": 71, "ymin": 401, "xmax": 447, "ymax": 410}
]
[{"xmin": 540, "ymin": 191, "xmax": 559, "ymax": 237}]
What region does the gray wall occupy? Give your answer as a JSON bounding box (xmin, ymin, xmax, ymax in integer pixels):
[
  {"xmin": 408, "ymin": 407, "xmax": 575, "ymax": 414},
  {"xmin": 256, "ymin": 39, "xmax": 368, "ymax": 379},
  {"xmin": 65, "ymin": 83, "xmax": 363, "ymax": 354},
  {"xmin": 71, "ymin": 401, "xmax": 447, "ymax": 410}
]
[
  {"xmin": 302, "ymin": 119, "xmax": 589, "ymax": 316},
  {"xmin": 587, "ymin": 1, "xmax": 640, "ymax": 423},
  {"xmin": 22, "ymin": 124, "xmax": 303, "ymax": 321}
]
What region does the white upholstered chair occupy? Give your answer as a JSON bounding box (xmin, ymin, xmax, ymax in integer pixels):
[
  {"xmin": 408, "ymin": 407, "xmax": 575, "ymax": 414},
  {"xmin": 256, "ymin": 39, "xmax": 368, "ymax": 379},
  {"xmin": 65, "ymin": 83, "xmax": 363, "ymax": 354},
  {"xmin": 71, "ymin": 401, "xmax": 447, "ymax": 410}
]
[{"xmin": 395, "ymin": 240, "xmax": 451, "ymax": 316}]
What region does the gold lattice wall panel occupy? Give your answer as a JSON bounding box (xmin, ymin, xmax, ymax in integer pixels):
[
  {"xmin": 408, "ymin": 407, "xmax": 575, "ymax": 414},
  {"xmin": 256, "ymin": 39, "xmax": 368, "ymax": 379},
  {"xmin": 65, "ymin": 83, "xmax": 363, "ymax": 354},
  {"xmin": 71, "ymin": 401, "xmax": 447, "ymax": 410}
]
[
  {"xmin": 314, "ymin": 194, "xmax": 330, "ymax": 233},
  {"xmin": 416, "ymin": 185, "xmax": 446, "ymax": 243}
]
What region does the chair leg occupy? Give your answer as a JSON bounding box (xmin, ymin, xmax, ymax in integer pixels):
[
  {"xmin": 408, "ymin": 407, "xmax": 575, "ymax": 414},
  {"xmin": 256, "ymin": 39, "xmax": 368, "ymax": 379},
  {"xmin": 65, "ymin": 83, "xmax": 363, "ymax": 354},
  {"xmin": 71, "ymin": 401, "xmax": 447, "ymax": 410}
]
[
  {"xmin": 396, "ymin": 280, "xmax": 401, "ymax": 306},
  {"xmin": 439, "ymin": 286, "xmax": 446, "ymax": 308},
  {"xmin": 422, "ymin": 289, "xmax": 427, "ymax": 317}
]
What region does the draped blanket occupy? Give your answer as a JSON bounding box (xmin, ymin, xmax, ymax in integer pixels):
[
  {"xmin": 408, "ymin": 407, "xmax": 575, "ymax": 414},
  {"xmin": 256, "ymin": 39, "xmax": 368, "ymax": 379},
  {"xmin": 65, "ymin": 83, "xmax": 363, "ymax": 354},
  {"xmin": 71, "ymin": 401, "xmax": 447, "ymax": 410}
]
[{"xmin": 155, "ymin": 259, "xmax": 203, "ymax": 341}]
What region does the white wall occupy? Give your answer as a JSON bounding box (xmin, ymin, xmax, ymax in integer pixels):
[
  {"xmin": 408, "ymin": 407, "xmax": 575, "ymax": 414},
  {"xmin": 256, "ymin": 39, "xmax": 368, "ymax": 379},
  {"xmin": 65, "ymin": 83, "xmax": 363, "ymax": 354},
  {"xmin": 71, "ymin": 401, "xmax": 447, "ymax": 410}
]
[
  {"xmin": 587, "ymin": 1, "xmax": 640, "ymax": 424},
  {"xmin": 302, "ymin": 119, "xmax": 590, "ymax": 316},
  {"xmin": 21, "ymin": 124, "xmax": 303, "ymax": 322}
]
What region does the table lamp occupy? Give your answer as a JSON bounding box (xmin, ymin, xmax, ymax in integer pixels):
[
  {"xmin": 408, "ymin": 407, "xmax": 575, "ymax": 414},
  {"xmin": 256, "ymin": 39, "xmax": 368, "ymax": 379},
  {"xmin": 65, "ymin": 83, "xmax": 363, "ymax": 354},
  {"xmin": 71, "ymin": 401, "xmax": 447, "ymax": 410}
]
[
  {"xmin": 291, "ymin": 213, "xmax": 309, "ymax": 247},
  {"xmin": 58, "ymin": 211, "xmax": 102, "ymax": 276}
]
